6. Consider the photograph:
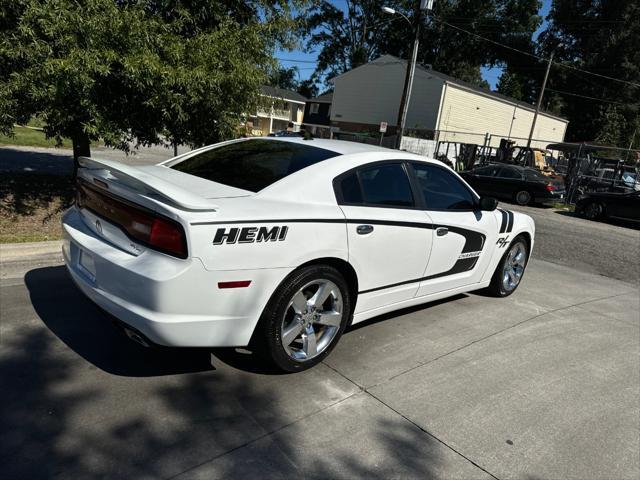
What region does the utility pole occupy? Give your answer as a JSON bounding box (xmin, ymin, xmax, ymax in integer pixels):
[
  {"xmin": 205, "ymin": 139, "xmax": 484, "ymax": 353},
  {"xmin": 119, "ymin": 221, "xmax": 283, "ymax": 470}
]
[
  {"xmin": 388, "ymin": 0, "xmax": 433, "ymax": 150},
  {"xmin": 526, "ymin": 51, "xmax": 554, "ymax": 148}
]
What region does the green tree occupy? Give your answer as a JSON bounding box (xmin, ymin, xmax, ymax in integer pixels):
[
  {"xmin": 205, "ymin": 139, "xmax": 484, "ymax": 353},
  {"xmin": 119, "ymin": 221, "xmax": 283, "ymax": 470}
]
[
  {"xmin": 0, "ymin": 0, "xmax": 300, "ymax": 167},
  {"xmin": 302, "ymin": 0, "xmax": 542, "ymax": 87},
  {"xmin": 595, "ymin": 105, "xmax": 627, "ymax": 147},
  {"xmin": 269, "ymin": 66, "xmax": 301, "ymax": 91},
  {"xmin": 539, "ymin": 0, "xmax": 640, "ymax": 148}
]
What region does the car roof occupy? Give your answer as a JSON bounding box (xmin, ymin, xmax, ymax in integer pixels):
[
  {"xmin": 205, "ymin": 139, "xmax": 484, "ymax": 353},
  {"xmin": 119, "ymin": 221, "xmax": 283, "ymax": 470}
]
[{"xmin": 252, "ymin": 136, "xmax": 395, "ymax": 155}]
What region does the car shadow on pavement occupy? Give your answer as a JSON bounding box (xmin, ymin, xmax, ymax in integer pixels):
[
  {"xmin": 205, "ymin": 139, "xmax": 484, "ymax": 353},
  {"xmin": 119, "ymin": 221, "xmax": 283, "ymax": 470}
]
[
  {"xmin": 345, "ymin": 294, "xmax": 468, "ymax": 333},
  {"xmin": 25, "ymin": 266, "xmax": 215, "ymax": 377},
  {"xmin": 15, "ymin": 267, "xmax": 449, "ymax": 479}
]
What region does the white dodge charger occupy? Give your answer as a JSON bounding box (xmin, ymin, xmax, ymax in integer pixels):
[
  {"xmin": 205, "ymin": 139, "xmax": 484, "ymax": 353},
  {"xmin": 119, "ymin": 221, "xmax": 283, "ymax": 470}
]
[{"xmin": 62, "ymin": 137, "xmax": 534, "ymax": 371}]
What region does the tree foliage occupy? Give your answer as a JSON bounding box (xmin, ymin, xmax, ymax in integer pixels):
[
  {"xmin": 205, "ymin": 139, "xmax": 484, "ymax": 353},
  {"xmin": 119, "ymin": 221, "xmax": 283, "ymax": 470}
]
[
  {"xmin": 0, "ymin": 0, "xmax": 301, "ymax": 160},
  {"xmin": 302, "ymin": 0, "xmax": 542, "ymax": 87},
  {"xmin": 536, "ymin": 0, "xmax": 640, "ymax": 148},
  {"xmin": 268, "ymin": 65, "xmax": 320, "ymax": 98}
]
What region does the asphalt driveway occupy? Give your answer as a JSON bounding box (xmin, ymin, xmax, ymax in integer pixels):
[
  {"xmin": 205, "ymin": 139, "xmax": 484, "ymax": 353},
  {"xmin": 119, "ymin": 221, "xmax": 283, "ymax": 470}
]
[{"xmin": 1, "ymin": 257, "xmax": 638, "ymax": 479}]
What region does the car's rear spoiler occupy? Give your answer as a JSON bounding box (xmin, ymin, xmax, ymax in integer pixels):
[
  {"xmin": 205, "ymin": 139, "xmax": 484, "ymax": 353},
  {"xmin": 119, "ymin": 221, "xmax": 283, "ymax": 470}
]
[{"xmin": 78, "ymin": 156, "xmax": 218, "ymax": 211}]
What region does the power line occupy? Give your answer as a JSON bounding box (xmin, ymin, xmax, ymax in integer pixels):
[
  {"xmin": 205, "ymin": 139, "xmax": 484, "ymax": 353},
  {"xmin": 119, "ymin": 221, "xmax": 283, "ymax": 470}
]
[
  {"xmin": 545, "ymin": 88, "xmax": 631, "ymax": 105},
  {"xmin": 434, "ymin": 17, "xmax": 640, "ymax": 88},
  {"xmin": 276, "ymin": 58, "xmax": 318, "ymax": 64}
]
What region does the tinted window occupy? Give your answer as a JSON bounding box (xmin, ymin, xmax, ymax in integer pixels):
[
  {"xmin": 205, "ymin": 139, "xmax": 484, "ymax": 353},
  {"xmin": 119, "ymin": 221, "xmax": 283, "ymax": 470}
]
[
  {"xmin": 339, "ymin": 173, "xmax": 363, "ymax": 204},
  {"xmin": 498, "ymin": 167, "xmax": 523, "ymax": 179},
  {"xmin": 171, "ymin": 140, "xmax": 339, "ymax": 192},
  {"xmin": 413, "ymin": 163, "xmax": 476, "ymax": 210},
  {"xmin": 474, "ymin": 165, "xmax": 500, "ymax": 176},
  {"xmin": 359, "ymin": 164, "xmax": 414, "ymax": 207}
]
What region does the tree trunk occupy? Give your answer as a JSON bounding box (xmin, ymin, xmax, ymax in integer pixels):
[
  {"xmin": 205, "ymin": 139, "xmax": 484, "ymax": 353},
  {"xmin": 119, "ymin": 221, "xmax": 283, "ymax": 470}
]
[{"xmin": 72, "ymin": 132, "xmax": 91, "ymax": 179}]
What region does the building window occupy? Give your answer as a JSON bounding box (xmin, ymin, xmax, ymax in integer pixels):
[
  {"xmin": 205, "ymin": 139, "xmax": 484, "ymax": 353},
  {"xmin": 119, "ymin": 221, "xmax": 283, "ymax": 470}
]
[{"xmin": 310, "ymin": 103, "xmax": 320, "ymax": 114}]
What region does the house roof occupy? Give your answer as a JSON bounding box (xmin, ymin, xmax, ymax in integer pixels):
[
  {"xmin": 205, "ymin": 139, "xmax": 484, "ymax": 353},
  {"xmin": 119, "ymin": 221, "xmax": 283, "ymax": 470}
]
[
  {"xmin": 334, "ymin": 55, "xmax": 567, "ymax": 123},
  {"xmin": 260, "ymin": 85, "xmax": 307, "ymax": 103},
  {"xmin": 309, "ymin": 92, "xmax": 333, "ymax": 103}
]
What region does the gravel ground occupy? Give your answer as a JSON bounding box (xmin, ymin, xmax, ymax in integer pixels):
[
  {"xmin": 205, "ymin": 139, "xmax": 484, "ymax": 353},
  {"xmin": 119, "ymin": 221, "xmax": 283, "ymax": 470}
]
[{"xmin": 506, "ymin": 203, "xmax": 640, "ymax": 284}]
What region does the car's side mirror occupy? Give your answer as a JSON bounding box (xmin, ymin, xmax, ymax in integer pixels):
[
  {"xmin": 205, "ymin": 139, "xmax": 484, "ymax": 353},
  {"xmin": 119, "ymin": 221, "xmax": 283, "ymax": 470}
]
[{"xmin": 478, "ymin": 196, "xmax": 498, "ymax": 211}]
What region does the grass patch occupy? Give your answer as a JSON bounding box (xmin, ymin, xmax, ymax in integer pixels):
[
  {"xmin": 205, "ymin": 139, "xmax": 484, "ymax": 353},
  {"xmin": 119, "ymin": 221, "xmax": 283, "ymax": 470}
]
[
  {"xmin": 550, "ymin": 201, "xmax": 575, "ymax": 211},
  {"xmin": 0, "ymin": 125, "xmax": 73, "ymax": 149},
  {"xmin": 0, "ymin": 173, "xmax": 74, "ymax": 243}
]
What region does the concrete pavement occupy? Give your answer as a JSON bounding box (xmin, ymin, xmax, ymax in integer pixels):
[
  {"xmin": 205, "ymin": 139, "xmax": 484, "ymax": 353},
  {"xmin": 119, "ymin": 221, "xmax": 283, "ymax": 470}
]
[
  {"xmin": 507, "ymin": 203, "xmax": 640, "ymax": 284},
  {"xmin": 1, "ymin": 258, "xmax": 638, "ymax": 479}
]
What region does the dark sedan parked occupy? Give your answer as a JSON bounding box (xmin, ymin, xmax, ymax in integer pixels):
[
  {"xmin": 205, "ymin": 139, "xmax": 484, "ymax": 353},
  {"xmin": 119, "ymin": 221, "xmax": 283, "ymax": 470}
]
[
  {"xmin": 575, "ymin": 190, "xmax": 640, "ymax": 223},
  {"xmin": 460, "ymin": 164, "xmax": 565, "ymax": 206}
]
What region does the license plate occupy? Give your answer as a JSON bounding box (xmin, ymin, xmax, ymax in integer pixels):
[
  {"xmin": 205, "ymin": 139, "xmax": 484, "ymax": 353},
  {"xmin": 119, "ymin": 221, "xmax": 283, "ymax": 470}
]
[
  {"xmin": 560, "ymin": 194, "xmax": 564, "ymax": 199},
  {"xmin": 79, "ymin": 250, "xmax": 96, "ymax": 280}
]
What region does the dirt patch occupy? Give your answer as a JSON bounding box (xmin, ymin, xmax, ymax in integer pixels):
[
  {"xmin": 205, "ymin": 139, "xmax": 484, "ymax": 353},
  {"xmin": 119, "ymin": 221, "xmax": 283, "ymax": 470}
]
[{"xmin": 0, "ymin": 173, "xmax": 74, "ymax": 243}]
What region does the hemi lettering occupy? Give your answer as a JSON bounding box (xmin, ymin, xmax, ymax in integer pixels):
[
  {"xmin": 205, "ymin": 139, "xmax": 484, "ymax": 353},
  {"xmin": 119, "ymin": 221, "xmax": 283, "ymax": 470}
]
[
  {"xmin": 256, "ymin": 226, "xmax": 280, "ymax": 242},
  {"xmin": 278, "ymin": 226, "xmax": 289, "ymax": 241},
  {"xmin": 213, "ymin": 228, "xmax": 240, "ymax": 245}
]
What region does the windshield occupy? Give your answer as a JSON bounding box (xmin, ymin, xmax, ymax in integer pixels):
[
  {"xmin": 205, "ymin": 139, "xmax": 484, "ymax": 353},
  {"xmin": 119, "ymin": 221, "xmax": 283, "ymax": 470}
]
[{"xmin": 171, "ymin": 139, "xmax": 340, "ymax": 192}]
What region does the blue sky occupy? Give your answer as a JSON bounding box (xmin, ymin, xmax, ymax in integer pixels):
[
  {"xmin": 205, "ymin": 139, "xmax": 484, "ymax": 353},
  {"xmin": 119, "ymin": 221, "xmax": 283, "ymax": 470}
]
[{"xmin": 276, "ymin": 0, "xmax": 552, "ymax": 91}]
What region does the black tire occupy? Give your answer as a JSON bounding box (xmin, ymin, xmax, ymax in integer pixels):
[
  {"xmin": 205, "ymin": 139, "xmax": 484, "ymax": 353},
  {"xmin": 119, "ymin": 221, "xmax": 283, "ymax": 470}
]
[
  {"xmin": 254, "ymin": 265, "xmax": 351, "ymax": 372},
  {"xmin": 514, "ymin": 190, "xmax": 533, "ymax": 206},
  {"xmin": 486, "ymin": 235, "xmax": 529, "ymax": 297},
  {"xmin": 582, "ymin": 201, "xmax": 604, "ymax": 220}
]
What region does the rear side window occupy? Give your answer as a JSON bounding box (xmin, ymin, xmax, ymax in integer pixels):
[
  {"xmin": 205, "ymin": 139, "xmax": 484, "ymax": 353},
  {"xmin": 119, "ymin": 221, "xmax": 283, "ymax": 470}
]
[
  {"xmin": 338, "ymin": 173, "xmax": 363, "ymax": 204},
  {"xmin": 413, "ymin": 163, "xmax": 476, "ymax": 210},
  {"xmin": 360, "ymin": 164, "xmax": 414, "ymax": 207},
  {"xmin": 334, "ymin": 163, "xmax": 414, "ymax": 207},
  {"xmin": 474, "ymin": 165, "xmax": 499, "ymax": 176},
  {"xmin": 171, "ymin": 140, "xmax": 339, "ymax": 192},
  {"xmin": 498, "ymin": 167, "xmax": 522, "ymax": 179}
]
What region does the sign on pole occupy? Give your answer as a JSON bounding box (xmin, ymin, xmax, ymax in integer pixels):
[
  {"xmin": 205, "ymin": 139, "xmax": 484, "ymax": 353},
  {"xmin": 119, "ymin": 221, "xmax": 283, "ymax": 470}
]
[{"xmin": 379, "ymin": 122, "xmax": 388, "ymax": 133}]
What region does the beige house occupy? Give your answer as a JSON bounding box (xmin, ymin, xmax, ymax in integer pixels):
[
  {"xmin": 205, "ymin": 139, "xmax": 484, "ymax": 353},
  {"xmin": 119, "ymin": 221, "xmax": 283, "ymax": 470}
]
[
  {"xmin": 249, "ymin": 86, "xmax": 307, "ymax": 135},
  {"xmin": 330, "ymin": 55, "xmax": 568, "ymax": 149}
]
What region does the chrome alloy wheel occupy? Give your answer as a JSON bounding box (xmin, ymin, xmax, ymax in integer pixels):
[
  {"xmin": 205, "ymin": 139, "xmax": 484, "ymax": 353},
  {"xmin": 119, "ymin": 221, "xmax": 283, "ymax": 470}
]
[
  {"xmin": 502, "ymin": 241, "xmax": 527, "ymax": 292},
  {"xmin": 280, "ymin": 279, "xmax": 343, "ymax": 362}
]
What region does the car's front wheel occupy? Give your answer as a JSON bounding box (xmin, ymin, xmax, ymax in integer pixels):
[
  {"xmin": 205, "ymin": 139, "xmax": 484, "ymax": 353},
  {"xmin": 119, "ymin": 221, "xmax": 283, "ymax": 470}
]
[
  {"xmin": 487, "ymin": 236, "xmax": 529, "ymax": 297},
  {"xmin": 255, "ymin": 265, "xmax": 351, "ymax": 372}
]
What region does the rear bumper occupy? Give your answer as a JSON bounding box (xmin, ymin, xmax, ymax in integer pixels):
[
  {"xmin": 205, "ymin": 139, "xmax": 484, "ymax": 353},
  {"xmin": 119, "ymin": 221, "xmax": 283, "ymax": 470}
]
[{"xmin": 62, "ymin": 207, "xmax": 291, "ymax": 347}]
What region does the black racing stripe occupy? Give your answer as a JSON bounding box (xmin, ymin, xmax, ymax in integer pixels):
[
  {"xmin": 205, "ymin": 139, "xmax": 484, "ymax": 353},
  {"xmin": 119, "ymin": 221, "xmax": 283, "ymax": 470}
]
[
  {"xmin": 358, "ymin": 256, "xmax": 482, "ymax": 295},
  {"xmin": 358, "ymin": 276, "xmax": 424, "ymax": 294},
  {"xmin": 497, "ymin": 209, "xmax": 508, "ymax": 233},
  {"xmin": 506, "ymin": 210, "xmax": 514, "ymax": 233},
  {"xmin": 192, "ymin": 218, "xmax": 438, "ymax": 229},
  {"xmin": 193, "ymin": 217, "xmax": 485, "ymax": 293},
  {"xmin": 448, "ymin": 226, "xmax": 485, "ymax": 253}
]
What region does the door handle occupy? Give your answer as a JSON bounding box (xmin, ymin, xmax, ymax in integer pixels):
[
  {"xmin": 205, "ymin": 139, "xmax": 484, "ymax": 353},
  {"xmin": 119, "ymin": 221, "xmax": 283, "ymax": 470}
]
[
  {"xmin": 356, "ymin": 224, "xmax": 374, "ymax": 235},
  {"xmin": 436, "ymin": 227, "xmax": 448, "ymax": 237}
]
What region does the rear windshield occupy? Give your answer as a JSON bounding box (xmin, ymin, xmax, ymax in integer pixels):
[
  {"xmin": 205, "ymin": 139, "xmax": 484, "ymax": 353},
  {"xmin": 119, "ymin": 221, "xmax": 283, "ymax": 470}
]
[{"xmin": 171, "ymin": 139, "xmax": 340, "ymax": 192}]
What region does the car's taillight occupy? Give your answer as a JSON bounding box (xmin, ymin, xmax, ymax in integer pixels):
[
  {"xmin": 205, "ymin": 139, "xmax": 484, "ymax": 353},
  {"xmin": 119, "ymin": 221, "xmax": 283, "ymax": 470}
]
[
  {"xmin": 77, "ymin": 181, "xmax": 187, "ymax": 258},
  {"xmin": 149, "ymin": 217, "xmax": 187, "ymax": 258},
  {"xmin": 546, "ymin": 183, "xmax": 558, "ymax": 192}
]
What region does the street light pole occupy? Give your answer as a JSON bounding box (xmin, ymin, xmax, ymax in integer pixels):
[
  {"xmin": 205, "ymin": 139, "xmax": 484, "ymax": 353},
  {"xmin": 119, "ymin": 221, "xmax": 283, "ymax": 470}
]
[
  {"xmin": 526, "ymin": 51, "xmax": 554, "ymax": 148},
  {"xmin": 383, "ymin": 1, "xmax": 432, "ymax": 150}
]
